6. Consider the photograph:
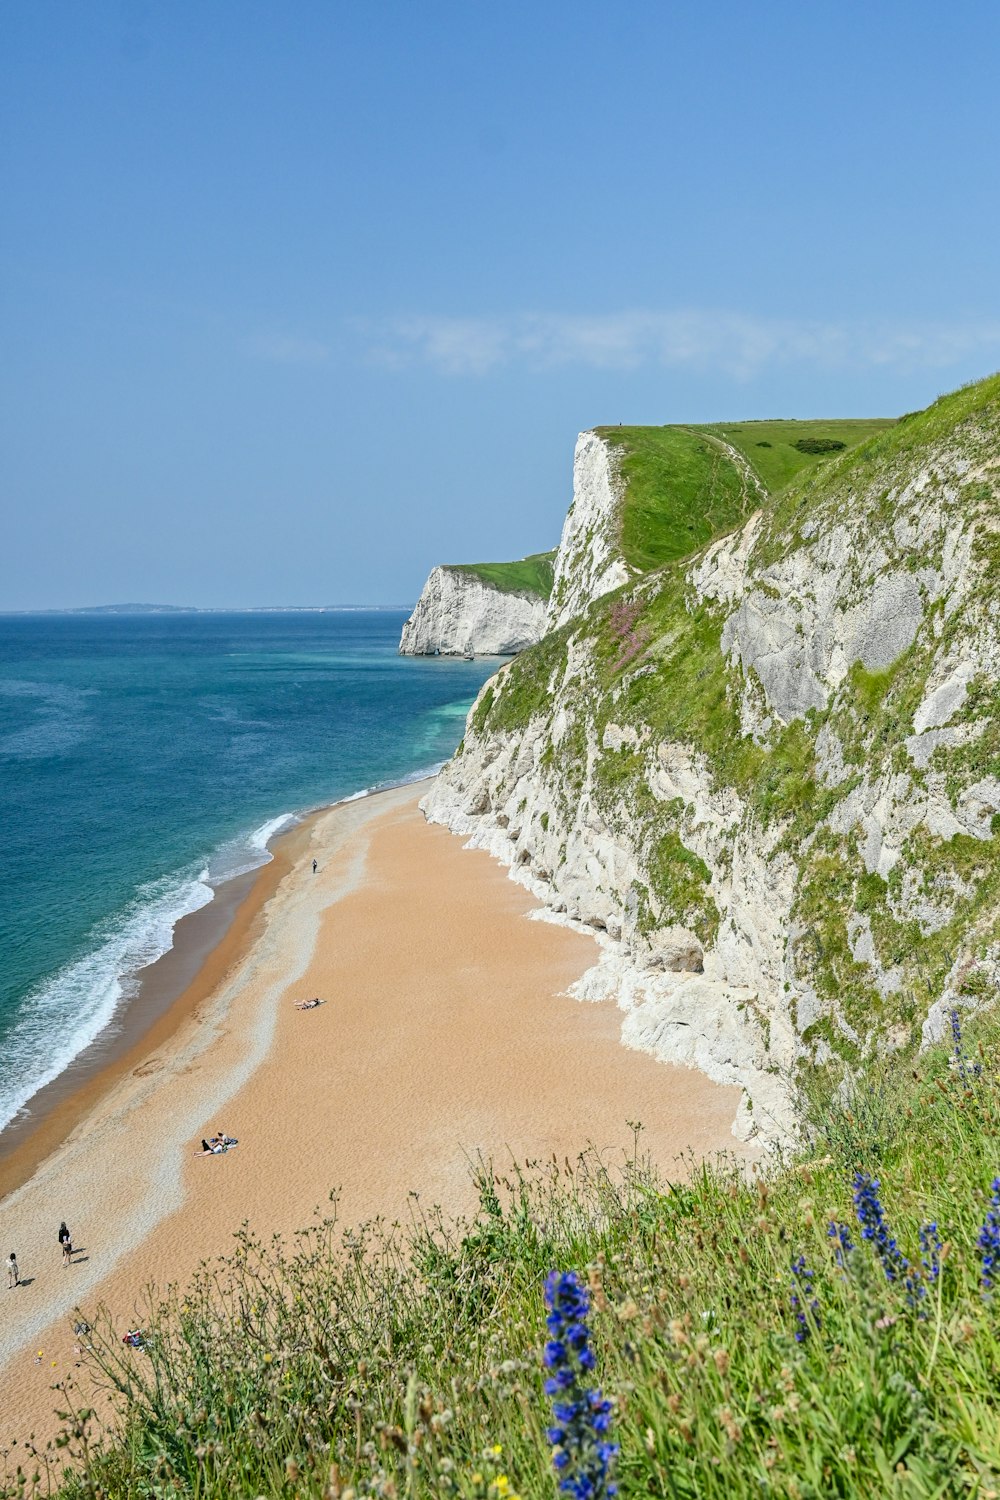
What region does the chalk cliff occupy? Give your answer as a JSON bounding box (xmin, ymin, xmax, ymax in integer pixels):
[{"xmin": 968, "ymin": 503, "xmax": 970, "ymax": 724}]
[
  {"xmin": 423, "ymin": 383, "xmax": 1000, "ymax": 1143},
  {"xmin": 546, "ymin": 432, "xmax": 635, "ymax": 630},
  {"xmin": 400, "ymin": 563, "xmax": 550, "ymax": 657}
]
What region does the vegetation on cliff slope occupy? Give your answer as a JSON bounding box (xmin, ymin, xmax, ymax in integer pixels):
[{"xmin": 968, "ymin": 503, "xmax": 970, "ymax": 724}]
[
  {"xmin": 595, "ymin": 419, "xmax": 895, "ymax": 574},
  {"xmin": 452, "ymin": 553, "xmax": 557, "ymax": 600},
  {"xmin": 18, "ymin": 1010, "xmax": 1000, "ymax": 1499},
  {"xmin": 695, "ymin": 418, "xmax": 894, "ymax": 496},
  {"xmin": 470, "ymin": 375, "xmax": 1000, "ymax": 1079}
]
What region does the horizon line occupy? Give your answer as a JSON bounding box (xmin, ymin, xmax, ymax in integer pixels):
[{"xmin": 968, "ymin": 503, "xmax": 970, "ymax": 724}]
[{"xmin": 0, "ymin": 603, "xmax": 417, "ymax": 616}]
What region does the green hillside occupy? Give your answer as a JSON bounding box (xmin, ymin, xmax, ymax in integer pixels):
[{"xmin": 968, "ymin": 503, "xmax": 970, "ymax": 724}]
[
  {"xmin": 596, "ymin": 418, "xmax": 896, "ymax": 574},
  {"xmin": 695, "ymin": 417, "xmax": 895, "ymax": 494},
  {"xmin": 451, "ymin": 550, "xmax": 556, "ymax": 599}
]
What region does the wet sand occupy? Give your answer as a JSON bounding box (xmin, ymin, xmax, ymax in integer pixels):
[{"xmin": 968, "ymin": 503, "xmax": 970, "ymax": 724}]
[
  {"xmin": 0, "ymin": 847, "xmax": 297, "ymax": 1203},
  {"xmin": 0, "ymin": 783, "xmax": 746, "ymax": 1453}
]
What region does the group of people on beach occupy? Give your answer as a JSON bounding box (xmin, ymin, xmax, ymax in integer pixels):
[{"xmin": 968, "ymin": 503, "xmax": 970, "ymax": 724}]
[
  {"xmin": 6, "ymin": 1221, "xmax": 76, "ymax": 1288},
  {"xmin": 194, "ymin": 1130, "xmax": 238, "ymax": 1157}
]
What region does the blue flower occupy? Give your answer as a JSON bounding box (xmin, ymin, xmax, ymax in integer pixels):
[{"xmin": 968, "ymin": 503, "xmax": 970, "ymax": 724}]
[
  {"xmin": 852, "ymin": 1172, "xmax": 910, "ymax": 1285},
  {"xmin": 827, "ymin": 1219, "xmax": 854, "ymax": 1269},
  {"xmin": 978, "ymin": 1178, "xmax": 1000, "ymax": 1295},
  {"xmin": 919, "ymin": 1221, "xmax": 942, "ymax": 1282},
  {"xmin": 950, "ymin": 1008, "xmax": 983, "ymax": 1085},
  {"xmin": 790, "ymin": 1255, "xmax": 819, "ymax": 1342},
  {"xmin": 543, "ymin": 1271, "xmax": 618, "ymax": 1498}
]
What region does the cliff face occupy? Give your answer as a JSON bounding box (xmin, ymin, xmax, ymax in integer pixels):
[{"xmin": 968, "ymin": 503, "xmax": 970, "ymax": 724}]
[
  {"xmin": 546, "ymin": 432, "xmax": 634, "ymax": 631},
  {"xmin": 399, "ymin": 566, "xmax": 548, "ymax": 656},
  {"xmin": 423, "ymin": 381, "xmax": 1000, "ymax": 1143}
]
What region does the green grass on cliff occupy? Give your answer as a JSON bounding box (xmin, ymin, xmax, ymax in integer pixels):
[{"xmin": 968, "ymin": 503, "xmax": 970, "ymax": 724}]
[
  {"xmin": 757, "ymin": 373, "xmax": 1000, "ymax": 562},
  {"xmin": 451, "ymin": 552, "xmax": 556, "ymax": 600},
  {"xmin": 693, "ymin": 418, "xmax": 895, "ymax": 495},
  {"xmin": 596, "ymin": 419, "xmax": 895, "ymax": 577},
  {"xmin": 24, "ymin": 1010, "xmax": 1000, "ymax": 1500},
  {"xmin": 594, "ymin": 427, "xmax": 753, "ymax": 573}
]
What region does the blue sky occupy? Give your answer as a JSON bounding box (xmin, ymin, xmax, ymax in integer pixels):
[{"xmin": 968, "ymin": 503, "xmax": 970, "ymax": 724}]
[{"xmin": 3, "ymin": 1, "xmax": 1000, "ymax": 608}]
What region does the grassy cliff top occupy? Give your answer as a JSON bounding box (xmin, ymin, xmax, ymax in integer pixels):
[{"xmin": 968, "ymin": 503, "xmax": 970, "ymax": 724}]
[
  {"xmin": 449, "ymin": 550, "xmax": 556, "ymax": 599},
  {"xmin": 595, "ymin": 417, "xmax": 896, "ymax": 573}
]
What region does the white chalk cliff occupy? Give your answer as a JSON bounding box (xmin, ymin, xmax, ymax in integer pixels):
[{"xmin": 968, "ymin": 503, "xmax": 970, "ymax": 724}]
[
  {"xmin": 423, "ymin": 389, "xmax": 1000, "ymax": 1145},
  {"xmin": 546, "ymin": 432, "xmax": 635, "ymax": 630},
  {"xmin": 399, "ymin": 566, "xmax": 548, "ymax": 657}
]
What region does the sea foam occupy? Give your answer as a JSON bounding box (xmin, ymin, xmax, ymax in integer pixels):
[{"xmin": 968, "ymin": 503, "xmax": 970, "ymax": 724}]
[
  {"xmin": 0, "ymin": 870, "xmax": 214, "ymax": 1134},
  {"xmin": 206, "ymin": 813, "xmax": 299, "ymax": 884},
  {"xmin": 0, "ymin": 810, "xmax": 312, "ymax": 1131}
]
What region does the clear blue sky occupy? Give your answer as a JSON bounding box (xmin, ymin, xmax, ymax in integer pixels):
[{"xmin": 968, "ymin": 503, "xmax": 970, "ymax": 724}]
[{"xmin": 3, "ymin": 1, "xmax": 999, "ymax": 608}]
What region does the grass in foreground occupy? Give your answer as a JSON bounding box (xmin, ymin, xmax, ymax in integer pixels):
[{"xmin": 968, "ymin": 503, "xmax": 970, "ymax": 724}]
[{"xmin": 12, "ymin": 1009, "xmax": 1000, "ymax": 1500}]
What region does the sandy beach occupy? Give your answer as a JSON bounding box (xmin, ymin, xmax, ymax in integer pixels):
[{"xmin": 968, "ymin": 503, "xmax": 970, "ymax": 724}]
[{"xmin": 0, "ymin": 782, "xmax": 746, "ymax": 1454}]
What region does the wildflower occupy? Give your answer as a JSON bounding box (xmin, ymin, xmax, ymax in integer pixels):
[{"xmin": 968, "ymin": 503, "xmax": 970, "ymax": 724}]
[
  {"xmin": 789, "ymin": 1257, "xmax": 818, "ymax": 1342},
  {"xmin": 978, "ymin": 1178, "xmax": 1000, "ymax": 1294},
  {"xmin": 852, "ymin": 1173, "xmax": 910, "ymax": 1284},
  {"xmin": 919, "ymin": 1222, "xmax": 942, "ymax": 1282},
  {"xmin": 543, "ymin": 1270, "xmax": 618, "ymax": 1498},
  {"xmin": 950, "ymin": 1009, "xmax": 983, "ymax": 1084},
  {"xmin": 827, "ymin": 1220, "xmax": 854, "ymax": 1269}
]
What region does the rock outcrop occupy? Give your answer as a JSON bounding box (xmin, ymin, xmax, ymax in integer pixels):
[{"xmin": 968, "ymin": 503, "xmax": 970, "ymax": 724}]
[
  {"xmin": 399, "ymin": 566, "xmax": 548, "ymax": 656},
  {"xmin": 423, "ymin": 382, "xmax": 1000, "ymax": 1144}
]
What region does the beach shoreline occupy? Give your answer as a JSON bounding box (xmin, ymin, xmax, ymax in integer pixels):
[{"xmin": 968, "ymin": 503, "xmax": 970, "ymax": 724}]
[
  {"xmin": 0, "ymin": 780, "xmax": 749, "ymax": 1454},
  {"xmin": 0, "ymin": 814, "xmax": 317, "ymax": 1204}
]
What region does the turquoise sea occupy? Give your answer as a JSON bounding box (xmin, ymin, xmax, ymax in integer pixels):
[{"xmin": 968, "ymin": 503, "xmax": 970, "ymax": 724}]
[{"xmin": 0, "ymin": 611, "xmax": 496, "ymax": 1135}]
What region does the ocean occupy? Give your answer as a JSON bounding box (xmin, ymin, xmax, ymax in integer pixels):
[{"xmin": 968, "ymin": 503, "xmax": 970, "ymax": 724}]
[{"xmin": 0, "ymin": 611, "xmax": 497, "ymax": 1136}]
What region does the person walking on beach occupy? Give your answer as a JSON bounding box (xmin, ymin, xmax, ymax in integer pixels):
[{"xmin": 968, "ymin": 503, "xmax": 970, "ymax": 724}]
[
  {"xmin": 7, "ymin": 1252, "xmax": 19, "ymax": 1289},
  {"xmin": 312, "ymin": 858, "xmax": 318, "ymax": 874},
  {"xmin": 59, "ymin": 1222, "xmax": 73, "ymax": 1266}
]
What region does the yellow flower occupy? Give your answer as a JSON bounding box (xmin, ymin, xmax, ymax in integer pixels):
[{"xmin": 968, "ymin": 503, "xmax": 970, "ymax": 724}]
[
  {"xmin": 263, "ymin": 1352, "xmax": 273, "ymax": 1364},
  {"xmin": 491, "ymin": 1444, "xmax": 503, "ymax": 1457},
  {"xmin": 495, "ymin": 1479, "xmax": 510, "ymax": 1495}
]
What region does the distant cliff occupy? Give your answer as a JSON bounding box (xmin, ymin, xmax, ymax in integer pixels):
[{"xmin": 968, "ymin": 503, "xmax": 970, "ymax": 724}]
[{"xmin": 399, "ymin": 553, "xmax": 554, "ymax": 656}]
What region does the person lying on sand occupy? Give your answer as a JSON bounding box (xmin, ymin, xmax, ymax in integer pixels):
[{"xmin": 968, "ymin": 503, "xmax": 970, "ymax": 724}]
[{"xmin": 294, "ymin": 998, "xmax": 323, "ymax": 1010}]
